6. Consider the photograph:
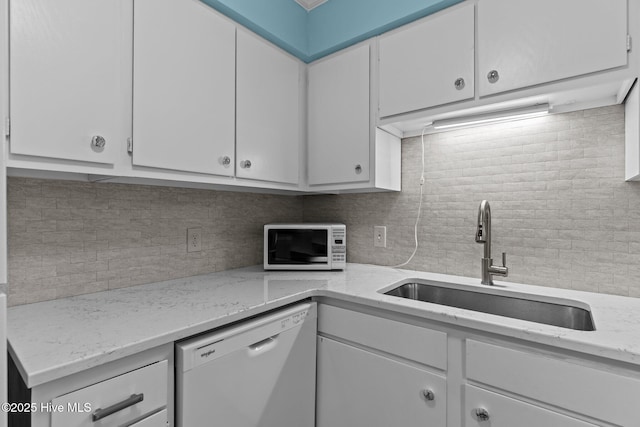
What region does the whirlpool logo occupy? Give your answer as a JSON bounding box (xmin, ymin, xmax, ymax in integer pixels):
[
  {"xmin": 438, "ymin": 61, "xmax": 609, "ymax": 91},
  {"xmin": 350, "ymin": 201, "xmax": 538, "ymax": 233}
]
[{"xmin": 200, "ymin": 349, "xmax": 216, "ymax": 358}]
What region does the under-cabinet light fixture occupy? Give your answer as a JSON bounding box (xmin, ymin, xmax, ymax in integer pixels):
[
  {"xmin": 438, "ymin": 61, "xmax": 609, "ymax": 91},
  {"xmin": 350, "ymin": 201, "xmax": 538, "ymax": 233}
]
[{"xmin": 432, "ymin": 103, "xmax": 550, "ymax": 130}]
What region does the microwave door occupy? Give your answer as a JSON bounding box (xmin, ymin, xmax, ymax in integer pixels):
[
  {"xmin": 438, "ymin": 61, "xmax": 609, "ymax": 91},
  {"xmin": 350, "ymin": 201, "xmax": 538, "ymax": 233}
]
[{"xmin": 268, "ymin": 229, "xmax": 328, "ymax": 265}]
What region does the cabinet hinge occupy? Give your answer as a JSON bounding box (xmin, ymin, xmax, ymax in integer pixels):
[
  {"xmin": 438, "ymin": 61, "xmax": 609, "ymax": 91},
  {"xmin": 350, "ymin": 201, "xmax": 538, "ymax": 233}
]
[
  {"xmin": 127, "ymin": 137, "xmax": 133, "ymax": 154},
  {"xmin": 628, "ymin": 34, "xmax": 632, "ymax": 52},
  {"xmin": 4, "ymin": 117, "xmax": 9, "ymax": 137}
]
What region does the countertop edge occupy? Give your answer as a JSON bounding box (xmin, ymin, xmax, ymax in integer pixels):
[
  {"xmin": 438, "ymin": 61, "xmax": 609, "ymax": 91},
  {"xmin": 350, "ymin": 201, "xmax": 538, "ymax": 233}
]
[
  {"xmin": 9, "ymin": 264, "xmax": 640, "ymax": 388},
  {"xmin": 15, "ymin": 290, "xmax": 317, "ymax": 388}
]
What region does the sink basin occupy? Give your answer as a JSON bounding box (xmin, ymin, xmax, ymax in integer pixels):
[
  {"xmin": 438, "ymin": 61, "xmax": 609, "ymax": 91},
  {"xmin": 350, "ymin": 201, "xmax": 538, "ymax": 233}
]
[{"xmin": 382, "ymin": 280, "xmax": 595, "ymax": 331}]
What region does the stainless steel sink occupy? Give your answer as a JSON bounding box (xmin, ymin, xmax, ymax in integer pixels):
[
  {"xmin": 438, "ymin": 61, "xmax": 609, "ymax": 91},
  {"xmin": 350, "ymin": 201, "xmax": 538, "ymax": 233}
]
[{"xmin": 382, "ymin": 280, "xmax": 595, "ymax": 331}]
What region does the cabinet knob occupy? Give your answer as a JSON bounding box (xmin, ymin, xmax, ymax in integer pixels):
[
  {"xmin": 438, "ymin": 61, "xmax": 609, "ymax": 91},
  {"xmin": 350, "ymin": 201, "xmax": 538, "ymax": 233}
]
[
  {"xmin": 91, "ymin": 135, "xmax": 106, "ymax": 152},
  {"xmin": 454, "ymin": 77, "xmax": 465, "ymax": 90},
  {"xmin": 241, "ymin": 160, "xmax": 252, "ymax": 169},
  {"xmin": 475, "ymin": 408, "xmax": 490, "ymax": 422},
  {"xmin": 422, "ymin": 389, "xmax": 435, "ymax": 401},
  {"xmin": 221, "ymin": 156, "xmax": 231, "ymax": 166},
  {"xmin": 355, "ymin": 164, "xmax": 362, "ymax": 174},
  {"xmin": 487, "ymin": 70, "xmax": 500, "ymax": 84}
]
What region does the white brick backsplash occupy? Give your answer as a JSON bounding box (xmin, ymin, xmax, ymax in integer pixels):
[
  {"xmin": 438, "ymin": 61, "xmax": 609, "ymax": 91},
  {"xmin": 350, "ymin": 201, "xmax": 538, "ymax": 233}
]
[
  {"xmin": 7, "ymin": 178, "xmax": 303, "ymax": 306},
  {"xmin": 7, "ymin": 105, "xmax": 638, "ymax": 304},
  {"xmin": 304, "ymin": 105, "xmax": 640, "ymax": 297}
]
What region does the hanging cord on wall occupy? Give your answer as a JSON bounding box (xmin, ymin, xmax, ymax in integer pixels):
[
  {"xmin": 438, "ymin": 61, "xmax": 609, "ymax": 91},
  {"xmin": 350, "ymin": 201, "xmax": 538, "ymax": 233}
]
[{"xmin": 392, "ymin": 126, "xmax": 427, "ymax": 269}]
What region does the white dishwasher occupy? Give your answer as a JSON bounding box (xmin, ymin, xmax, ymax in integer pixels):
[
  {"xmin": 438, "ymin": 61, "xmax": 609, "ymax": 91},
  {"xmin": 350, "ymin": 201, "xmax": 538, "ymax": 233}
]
[{"xmin": 176, "ymin": 302, "xmax": 317, "ymax": 427}]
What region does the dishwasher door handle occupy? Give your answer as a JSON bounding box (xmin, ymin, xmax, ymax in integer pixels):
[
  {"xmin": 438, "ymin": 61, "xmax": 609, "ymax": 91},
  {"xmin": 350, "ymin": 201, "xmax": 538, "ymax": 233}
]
[{"xmin": 248, "ymin": 334, "xmax": 279, "ymax": 354}]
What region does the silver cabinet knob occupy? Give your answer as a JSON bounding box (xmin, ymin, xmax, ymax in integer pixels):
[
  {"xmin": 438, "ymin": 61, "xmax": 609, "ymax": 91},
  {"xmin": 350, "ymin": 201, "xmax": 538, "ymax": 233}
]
[
  {"xmin": 355, "ymin": 164, "xmax": 362, "ymax": 174},
  {"xmin": 91, "ymin": 135, "xmax": 106, "ymax": 152},
  {"xmin": 241, "ymin": 160, "xmax": 252, "ymax": 169},
  {"xmin": 487, "ymin": 70, "xmax": 500, "ymax": 84},
  {"xmin": 454, "ymin": 77, "xmax": 465, "ymax": 90},
  {"xmin": 422, "ymin": 389, "xmax": 435, "ymax": 401},
  {"xmin": 221, "ymin": 156, "xmax": 231, "ymax": 166},
  {"xmin": 475, "ymin": 408, "xmax": 490, "ymax": 422}
]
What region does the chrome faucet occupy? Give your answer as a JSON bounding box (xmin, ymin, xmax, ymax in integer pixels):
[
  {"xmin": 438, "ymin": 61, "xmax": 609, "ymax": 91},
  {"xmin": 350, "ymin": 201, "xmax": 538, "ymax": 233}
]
[{"xmin": 475, "ymin": 200, "xmax": 508, "ymax": 285}]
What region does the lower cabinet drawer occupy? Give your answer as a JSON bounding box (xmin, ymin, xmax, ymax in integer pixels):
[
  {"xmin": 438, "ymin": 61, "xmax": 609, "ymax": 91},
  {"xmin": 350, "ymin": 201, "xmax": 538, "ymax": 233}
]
[
  {"xmin": 50, "ymin": 360, "xmax": 168, "ymax": 427},
  {"xmin": 465, "ymin": 385, "xmax": 597, "ymax": 427},
  {"xmin": 466, "ymin": 340, "xmax": 640, "ymax": 426},
  {"xmin": 316, "ymin": 336, "xmax": 446, "ymax": 427},
  {"xmin": 318, "ymin": 304, "xmax": 447, "ymax": 369},
  {"xmin": 129, "ymin": 409, "xmax": 168, "ymax": 427}
]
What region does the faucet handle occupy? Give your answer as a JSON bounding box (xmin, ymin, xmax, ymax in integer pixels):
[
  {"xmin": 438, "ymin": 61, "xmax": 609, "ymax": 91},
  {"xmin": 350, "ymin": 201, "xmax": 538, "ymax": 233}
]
[{"xmin": 502, "ymin": 252, "xmax": 507, "ymax": 267}]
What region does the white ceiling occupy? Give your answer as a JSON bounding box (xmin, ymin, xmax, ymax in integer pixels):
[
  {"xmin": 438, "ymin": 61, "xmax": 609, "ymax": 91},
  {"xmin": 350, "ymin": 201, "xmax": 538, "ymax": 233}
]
[{"xmin": 294, "ymin": 0, "xmax": 328, "ymax": 11}]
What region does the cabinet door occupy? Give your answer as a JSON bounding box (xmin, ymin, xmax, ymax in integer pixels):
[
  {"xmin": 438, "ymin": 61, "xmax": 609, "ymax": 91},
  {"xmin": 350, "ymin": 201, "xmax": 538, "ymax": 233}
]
[
  {"xmin": 316, "ymin": 336, "xmax": 446, "ymax": 427},
  {"xmin": 50, "ymin": 361, "xmax": 167, "ymax": 427},
  {"xmin": 9, "ymin": 0, "xmax": 129, "ymax": 164},
  {"xmin": 466, "ymin": 339, "xmax": 640, "ymax": 427},
  {"xmin": 465, "ymin": 386, "xmax": 597, "ymax": 427},
  {"xmin": 133, "ymin": 0, "xmax": 235, "ymax": 176},
  {"xmin": 236, "ymin": 30, "xmax": 300, "ymax": 185},
  {"xmin": 379, "ymin": 3, "xmax": 474, "ymax": 118},
  {"xmin": 626, "ymin": 82, "xmax": 640, "ymax": 181},
  {"xmin": 308, "ymin": 45, "xmax": 370, "ymax": 186},
  {"xmin": 478, "ymin": 0, "xmax": 628, "ymax": 96}
]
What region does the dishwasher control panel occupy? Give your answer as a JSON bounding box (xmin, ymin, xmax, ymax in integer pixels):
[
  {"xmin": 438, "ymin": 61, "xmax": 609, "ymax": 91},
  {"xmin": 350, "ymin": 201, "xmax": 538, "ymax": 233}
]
[{"xmin": 177, "ymin": 303, "xmax": 316, "ymax": 371}]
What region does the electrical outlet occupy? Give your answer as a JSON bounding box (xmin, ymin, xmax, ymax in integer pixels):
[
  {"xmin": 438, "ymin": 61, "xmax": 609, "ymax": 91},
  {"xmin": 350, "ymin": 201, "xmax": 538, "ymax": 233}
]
[
  {"xmin": 374, "ymin": 226, "xmax": 387, "ymax": 248},
  {"xmin": 187, "ymin": 228, "xmax": 202, "ymax": 253}
]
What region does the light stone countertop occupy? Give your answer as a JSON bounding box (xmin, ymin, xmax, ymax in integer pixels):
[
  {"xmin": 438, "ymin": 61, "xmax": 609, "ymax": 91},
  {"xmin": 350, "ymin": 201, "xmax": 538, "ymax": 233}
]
[{"xmin": 8, "ymin": 263, "xmax": 640, "ymax": 388}]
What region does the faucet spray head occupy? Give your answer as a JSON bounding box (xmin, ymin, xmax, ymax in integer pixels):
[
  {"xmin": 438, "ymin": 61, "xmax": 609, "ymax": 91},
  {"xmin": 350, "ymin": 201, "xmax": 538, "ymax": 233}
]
[{"xmin": 475, "ymin": 200, "xmax": 489, "ymax": 243}]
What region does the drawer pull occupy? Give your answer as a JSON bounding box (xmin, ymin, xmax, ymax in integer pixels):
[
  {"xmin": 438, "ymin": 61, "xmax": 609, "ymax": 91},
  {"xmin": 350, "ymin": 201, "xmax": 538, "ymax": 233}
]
[{"xmin": 92, "ymin": 393, "xmax": 144, "ymax": 422}]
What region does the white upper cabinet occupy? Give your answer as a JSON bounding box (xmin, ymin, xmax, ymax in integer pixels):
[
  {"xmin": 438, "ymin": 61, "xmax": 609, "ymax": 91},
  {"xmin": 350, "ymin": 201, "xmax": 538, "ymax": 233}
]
[
  {"xmin": 236, "ymin": 30, "xmax": 301, "ymax": 185},
  {"xmin": 9, "ymin": 0, "xmax": 130, "ymax": 164},
  {"xmin": 626, "ymin": 82, "xmax": 639, "ymax": 181},
  {"xmin": 477, "ymin": 0, "xmax": 628, "ymax": 97},
  {"xmin": 133, "ymin": 0, "xmax": 235, "ymax": 176},
  {"xmin": 308, "ymin": 44, "xmax": 371, "ymax": 186},
  {"xmin": 378, "ymin": 3, "xmax": 475, "ymax": 118}
]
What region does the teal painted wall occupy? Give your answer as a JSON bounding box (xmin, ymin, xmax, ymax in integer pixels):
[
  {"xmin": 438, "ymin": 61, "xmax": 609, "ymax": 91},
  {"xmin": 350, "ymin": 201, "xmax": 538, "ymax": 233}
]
[
  {"xmin": 201, "ymin": 0, "xmax": 464, "ymax": 62},
  {"xmin": 201, "ymin": 0, "xmax": 308, "ymax": 60},
  {"xmin": 307, "ymin": 0, "xmax": 463, "ymax": 61}
]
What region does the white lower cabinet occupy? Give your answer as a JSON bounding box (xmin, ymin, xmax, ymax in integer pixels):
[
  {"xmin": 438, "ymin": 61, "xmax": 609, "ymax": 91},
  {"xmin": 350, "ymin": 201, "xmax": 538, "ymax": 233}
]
[
  {"xmin": 466, "ymin": 339, "xmax": 640, "ymax": 426},
  {"xmin": 315, "ymin": 303, "xmax": 640, "ymax": 427},
  {"xmin": 464, "ymin": 385, "xmax": 597, "ymax": 427},
  {"xmin": 316, "ymin": 336, "xmax": 446, "ymax": 427},
  {"xmin": 9, "ymin": 344, "xmax": 173, "ymax": 427},
  {"xmin": 50, "ymin": 361, "xmax": 167, "ymax": 427},
  {"xmin": 316, "ymin": 304, "xmax": 447, "ymax": 427},
  {"xmin": 129, "ymin": 409, "xmax": 168, "ymax": 427}
]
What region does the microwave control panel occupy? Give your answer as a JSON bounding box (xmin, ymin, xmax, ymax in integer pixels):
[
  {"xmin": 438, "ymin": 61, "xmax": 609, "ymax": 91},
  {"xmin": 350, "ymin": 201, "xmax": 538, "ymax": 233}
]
[{"xmin": 331, "ymin": 226, "xmax": 347, "ymax": 266}]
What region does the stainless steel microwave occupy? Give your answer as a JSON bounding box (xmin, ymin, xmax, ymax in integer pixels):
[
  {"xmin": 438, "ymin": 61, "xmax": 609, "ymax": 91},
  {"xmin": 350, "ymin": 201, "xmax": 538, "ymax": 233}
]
[{"xmin": 264, "ymin": 224, "xmax": 346, "ymax": 270}]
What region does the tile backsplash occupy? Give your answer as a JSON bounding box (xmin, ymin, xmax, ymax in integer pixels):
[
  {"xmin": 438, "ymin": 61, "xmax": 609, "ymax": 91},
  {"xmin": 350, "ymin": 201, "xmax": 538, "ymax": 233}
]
[
  {"xmin": 7, "ymin": 179, "xmax": 302, "ymax": 306},
  {"xmin": 304, "ymin": 105, "xmax": 640, "ymax": 298},
  {"xmin": 7, "ymin": 105, "xmax": 640, "ymax": 306}
]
